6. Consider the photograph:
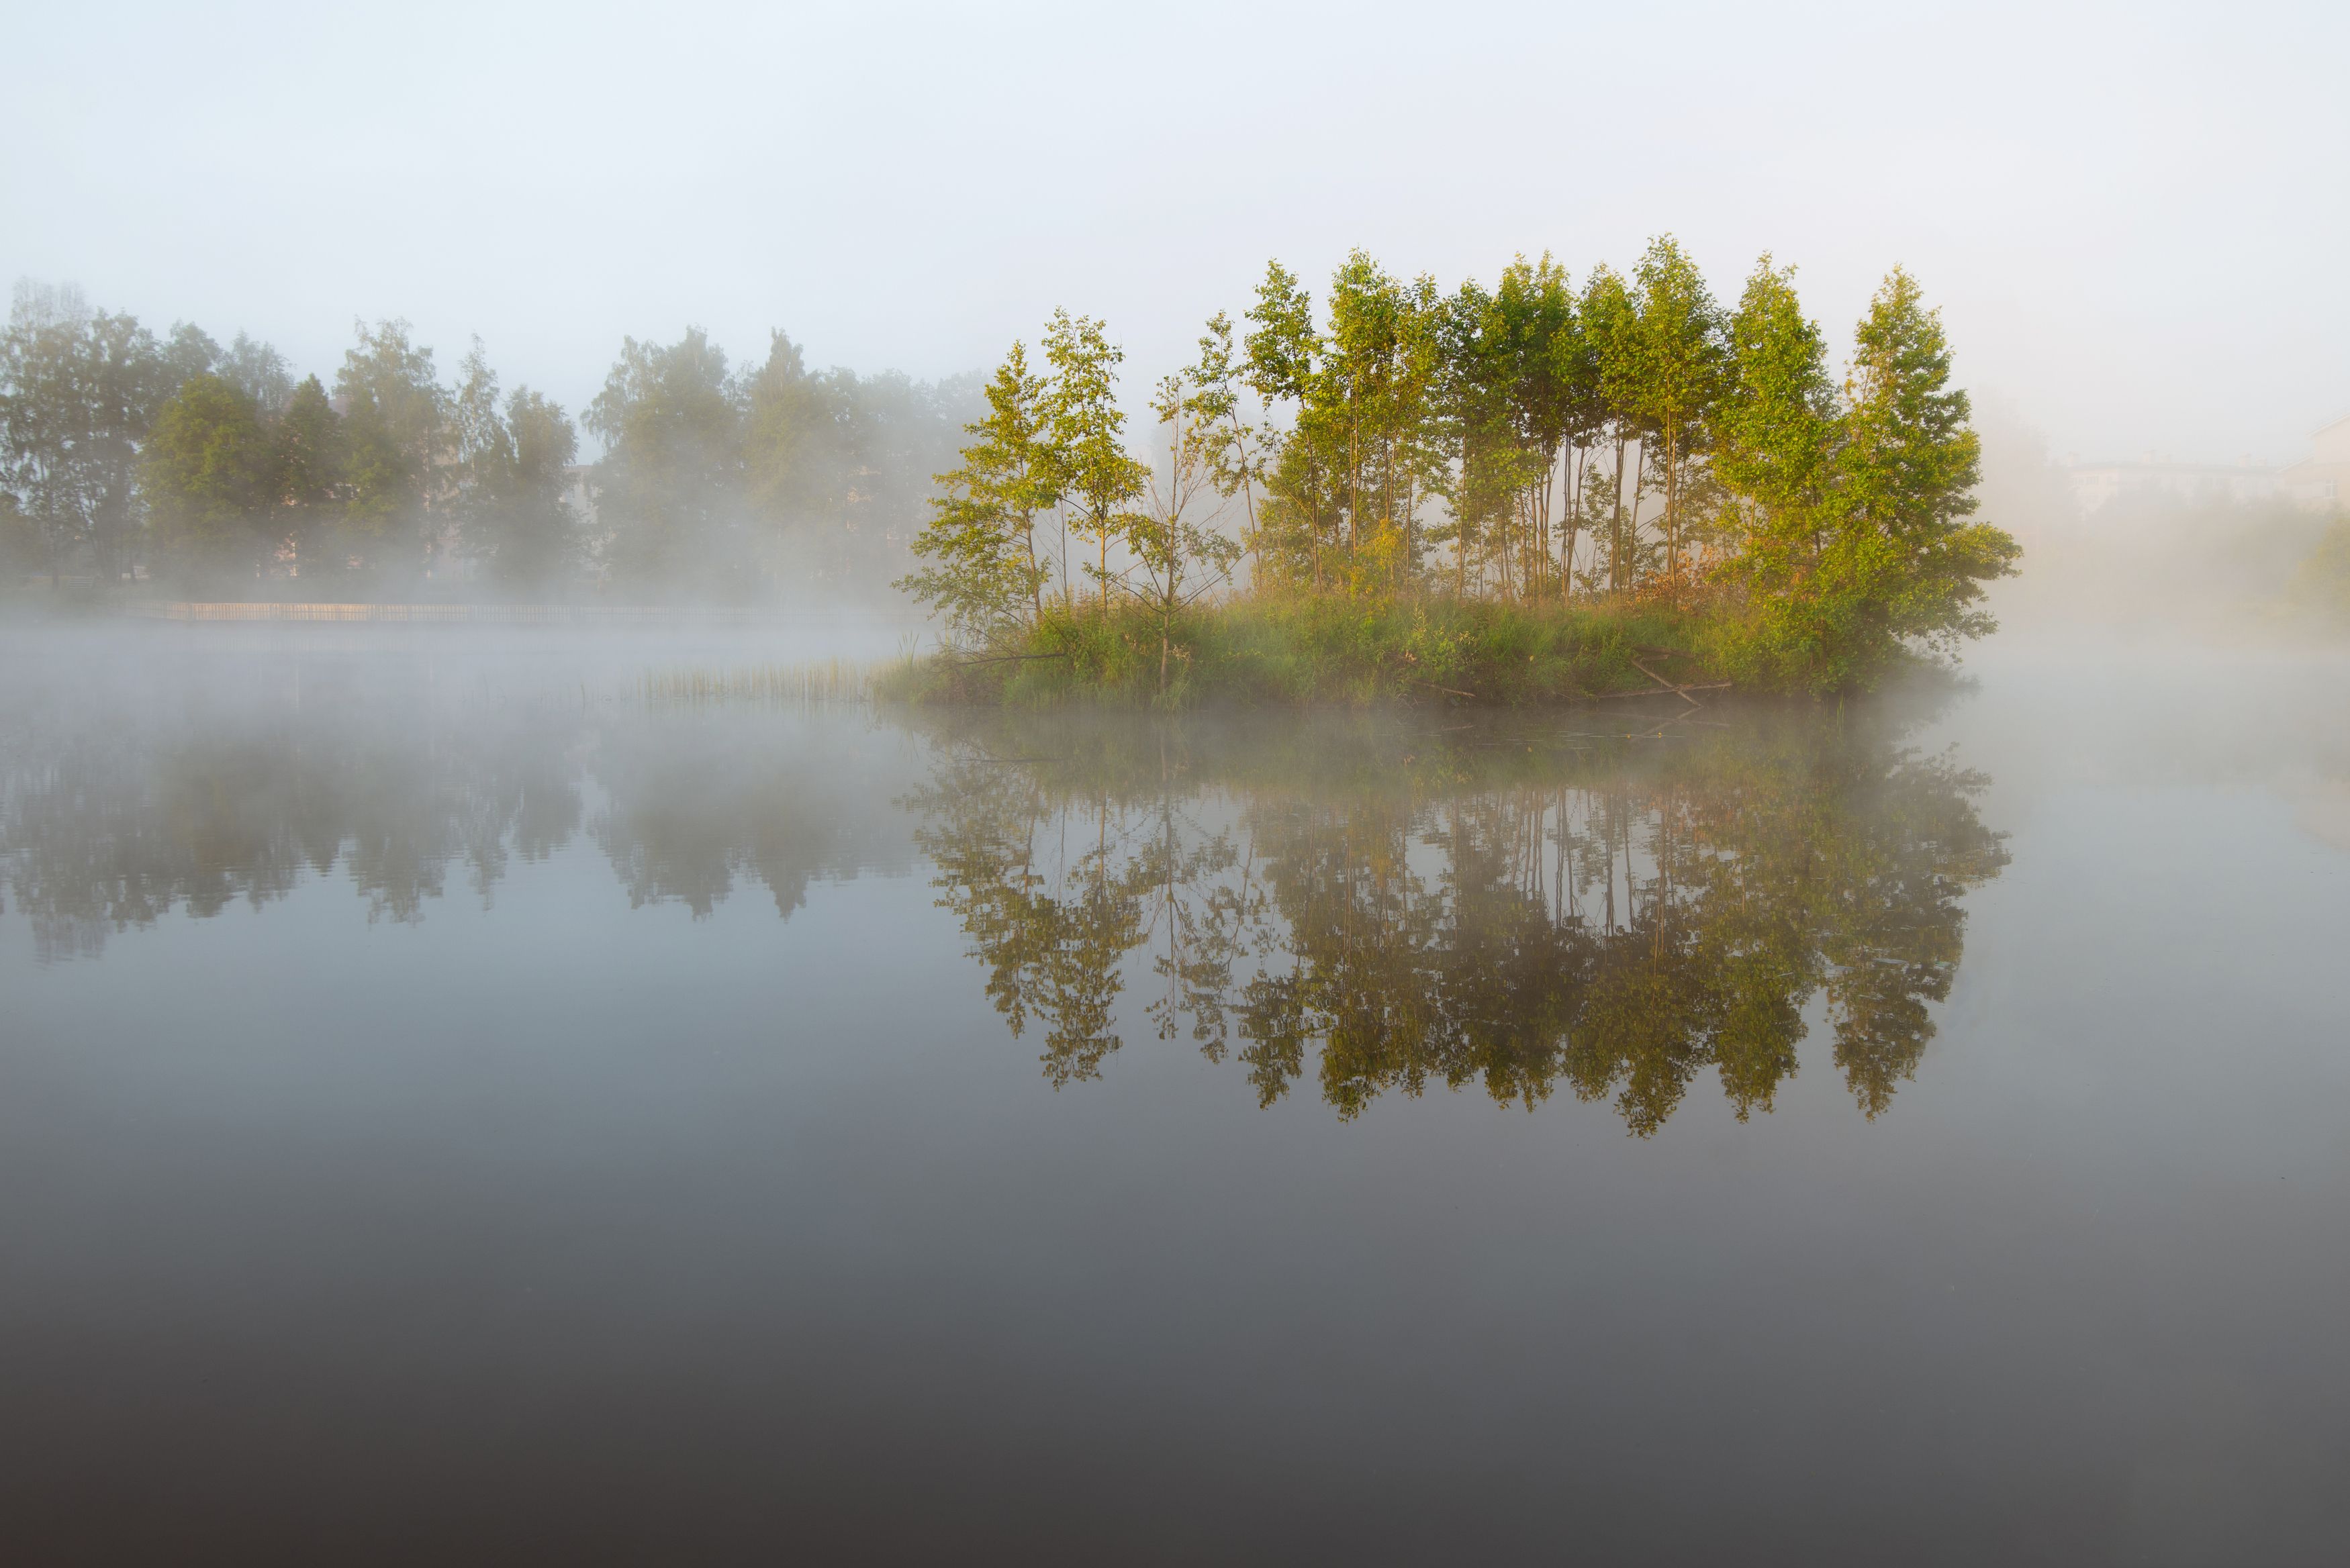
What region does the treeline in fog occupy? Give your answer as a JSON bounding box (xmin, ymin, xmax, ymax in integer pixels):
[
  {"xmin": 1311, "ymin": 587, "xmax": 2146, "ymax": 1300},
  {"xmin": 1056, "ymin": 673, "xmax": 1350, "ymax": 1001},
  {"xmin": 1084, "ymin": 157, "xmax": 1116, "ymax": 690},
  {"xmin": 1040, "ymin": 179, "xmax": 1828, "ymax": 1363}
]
[{"xmin": 0, "ymin": 281, "xmax": 978, "ymax": 600}]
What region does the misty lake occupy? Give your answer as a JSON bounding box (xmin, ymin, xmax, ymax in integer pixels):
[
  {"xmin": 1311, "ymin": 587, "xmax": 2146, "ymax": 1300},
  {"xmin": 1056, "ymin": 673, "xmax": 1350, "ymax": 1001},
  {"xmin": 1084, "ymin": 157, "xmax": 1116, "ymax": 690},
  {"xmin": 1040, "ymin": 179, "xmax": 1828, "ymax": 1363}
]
[{"xmin": 4, "ymin": 625, "xmax": 2348, "ymax": 1563}]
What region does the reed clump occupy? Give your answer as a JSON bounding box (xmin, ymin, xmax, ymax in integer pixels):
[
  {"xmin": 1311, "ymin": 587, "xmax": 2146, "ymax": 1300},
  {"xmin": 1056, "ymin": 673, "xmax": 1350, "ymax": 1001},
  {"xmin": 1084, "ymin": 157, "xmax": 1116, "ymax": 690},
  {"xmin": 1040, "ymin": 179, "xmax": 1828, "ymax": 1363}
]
[{"xmin": 641, "ymin": 659, "xmax": 876, "ymax": 706}]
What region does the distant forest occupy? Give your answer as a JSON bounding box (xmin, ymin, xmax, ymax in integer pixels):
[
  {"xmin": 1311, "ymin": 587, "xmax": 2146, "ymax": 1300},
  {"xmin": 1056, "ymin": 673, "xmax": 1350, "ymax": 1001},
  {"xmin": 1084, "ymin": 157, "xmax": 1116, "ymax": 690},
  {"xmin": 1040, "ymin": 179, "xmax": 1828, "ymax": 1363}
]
[{"xmin": 0, "ymin": 281, "xmax": 980, "ymax": 599}]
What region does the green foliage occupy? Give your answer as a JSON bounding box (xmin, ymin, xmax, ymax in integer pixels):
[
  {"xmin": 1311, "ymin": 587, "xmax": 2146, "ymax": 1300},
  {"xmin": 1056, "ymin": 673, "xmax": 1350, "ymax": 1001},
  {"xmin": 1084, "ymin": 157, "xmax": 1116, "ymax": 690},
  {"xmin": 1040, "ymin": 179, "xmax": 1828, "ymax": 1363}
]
[
  {"xmin": 332, "ymin": 319, "xmax": 446, "ymax": 578},
  {"xmin": 141, "ymin": 373, "xmax": 278, "ymax": 580},
  {"xmin": 0, "ymin": 282, "xmax": 174, "ymax": 580},
  {"xmin": 0, "ymin": 250, "xmax": 2019, "ymax": 654},
  {"xmin": 1126, "ymin": 369, "xmax": 1246, "ymax": 688},
  {"xmin": 273, "ymin": 375, "xmax": 342, "ymax": 576},
  {"xmin": 899, "ymin": 341, "xmax": 1055, "ymax": 642},
  {"xmin": 1716, "ymin": 257, "xmax": 1838, "ymax": 526},
  {"xmin": 906, "ymin": 699, "xmax": 2007, "ymax": 1126},
  {"xmin": 1581, "ymin": 264, "xmax": 1644, "ymax": 591},
  {"xmin": 1721, "ymin": 268, "xmax": 2019, "ymax": 688},
  {"xmin": 1184, "ymin": 311, "xmax": 1270, "ymax": 554},
  {"xmin": 583, "ymin": 325, "xmax": 978, "ymax": 597},
  {"xmin": 451, "ymin": 339, "xmax": 580, "ymax": 590},
  {"xmin": 1436, "ymin": 255, "xmax": 1581, "ymax": 597},
  {"xmin": 495, "ymin": 389, "xmax": 580, "ymax": 587},
  {"xmin": 1625, "ymin": 236, "xmax": 1726, "ymax": 585},
  {"xmin": 900, "ymin": 243, "xmax": 2016, "ymax": 705},
  {"xmin": 1042, "ymin": 309, "xmax": 1148, "ymax": 605},
  {"xmin": 1240, "ymin": 252, "xmax": 1446, "ymax": 592},
  {"xmin": 884, "ymin": 593, "xmax": 1712, "ymax": 709},
  {"xmin": 586, "ymin": 327, "xmax": 745, "ymax": 589},
  {"xmin": 741, "ymin": 331, "xmax": 835, "ymax": 536}
]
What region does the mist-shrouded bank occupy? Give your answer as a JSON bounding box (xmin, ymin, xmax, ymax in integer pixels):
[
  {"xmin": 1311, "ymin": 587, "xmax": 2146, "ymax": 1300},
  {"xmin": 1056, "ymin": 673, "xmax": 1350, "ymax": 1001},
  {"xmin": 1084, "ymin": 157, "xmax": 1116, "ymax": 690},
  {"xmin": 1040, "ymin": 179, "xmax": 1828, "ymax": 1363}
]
[
  {"xmin": 1971, "ymin": 395, "xmax": 2350, "ymax": 648},
  {"xmin": 0, "ymin": 279, "xmax": 982, "ymax": 612},
  {"xmin": 5, "ymin": 243, "xmax": 2345, "ymax": 705},
  {"xmin": 6, "ymin": 235, "xmax": 2030, "ymax": 700}
]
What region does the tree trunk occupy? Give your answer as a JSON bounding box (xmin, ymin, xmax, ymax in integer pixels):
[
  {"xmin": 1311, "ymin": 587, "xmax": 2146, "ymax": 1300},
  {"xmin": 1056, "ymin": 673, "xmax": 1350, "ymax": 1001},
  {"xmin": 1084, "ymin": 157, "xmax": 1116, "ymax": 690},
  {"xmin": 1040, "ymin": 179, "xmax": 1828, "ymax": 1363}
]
[
  {"xmin": 1228, "ymin": 408, "xmax": 1259, "ymax": 585},
  {"xmin": 1562, "ymin": 444, "xmax": 1582, "ymax": 603},
  {"xmin": 1664, "ymin": 418, "xmax": 1680, "ymax": 591},
  {"xmin": 1609, "ymin": 436, "xmax": 1628, "ymax": 593}
]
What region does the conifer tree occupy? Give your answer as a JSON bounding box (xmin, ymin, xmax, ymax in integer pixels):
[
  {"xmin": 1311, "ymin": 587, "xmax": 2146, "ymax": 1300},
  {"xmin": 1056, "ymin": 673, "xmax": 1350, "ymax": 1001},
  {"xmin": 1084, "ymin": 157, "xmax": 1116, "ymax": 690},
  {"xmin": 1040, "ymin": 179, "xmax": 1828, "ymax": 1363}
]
[
  {"xmin": 901, "ymin": 340, "xmax": 1056, "ymax": 642},
  {"xmin": 1825, "ymin": 267, "xmax": 2019, "ymax": 669},
  {"xmin": 1716, "ymin": 256, "xmax": 1838, "ymax": 591}
]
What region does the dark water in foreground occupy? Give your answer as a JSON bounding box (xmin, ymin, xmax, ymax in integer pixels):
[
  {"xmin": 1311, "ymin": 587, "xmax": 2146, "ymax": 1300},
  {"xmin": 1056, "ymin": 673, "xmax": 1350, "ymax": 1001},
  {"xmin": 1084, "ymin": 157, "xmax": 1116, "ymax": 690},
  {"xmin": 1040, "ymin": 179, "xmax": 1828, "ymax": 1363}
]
[{"xmin": 3, "ymin": 629, "xmax": 2347, "ymax": 1564}]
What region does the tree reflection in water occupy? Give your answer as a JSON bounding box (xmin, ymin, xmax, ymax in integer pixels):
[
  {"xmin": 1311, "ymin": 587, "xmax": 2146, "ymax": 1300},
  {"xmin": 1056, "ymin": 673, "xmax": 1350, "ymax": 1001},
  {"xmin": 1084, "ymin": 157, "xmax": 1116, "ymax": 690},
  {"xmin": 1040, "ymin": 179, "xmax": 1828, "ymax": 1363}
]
[
  {"xmin": 2, "ymin": 662, "xmax": 2006, "ymax": 1132},
  {"xmin": 908, "ymin": 702, "xmax": 2008, "ymax": 1131},
  {"xmin": 0, "ymin": 662, "xmax": 909, "ymax": 961}
]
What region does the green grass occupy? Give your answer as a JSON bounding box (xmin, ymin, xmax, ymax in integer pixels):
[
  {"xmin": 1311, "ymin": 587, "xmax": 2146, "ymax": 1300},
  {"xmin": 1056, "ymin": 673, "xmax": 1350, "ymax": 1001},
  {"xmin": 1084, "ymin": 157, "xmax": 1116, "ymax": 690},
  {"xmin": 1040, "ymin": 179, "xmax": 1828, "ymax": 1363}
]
[{"xmin": 878, "ymin": 593, "xmax": 1750, "ymax": 709}]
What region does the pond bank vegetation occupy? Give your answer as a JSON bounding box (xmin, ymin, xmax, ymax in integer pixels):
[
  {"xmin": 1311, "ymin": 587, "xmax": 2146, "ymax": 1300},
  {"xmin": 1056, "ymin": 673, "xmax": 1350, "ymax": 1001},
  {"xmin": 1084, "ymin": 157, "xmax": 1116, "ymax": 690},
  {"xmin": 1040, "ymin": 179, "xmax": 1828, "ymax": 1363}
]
[{"xmin": 880, "ymin": 593, "xmax": 1730, "ymax": 707}]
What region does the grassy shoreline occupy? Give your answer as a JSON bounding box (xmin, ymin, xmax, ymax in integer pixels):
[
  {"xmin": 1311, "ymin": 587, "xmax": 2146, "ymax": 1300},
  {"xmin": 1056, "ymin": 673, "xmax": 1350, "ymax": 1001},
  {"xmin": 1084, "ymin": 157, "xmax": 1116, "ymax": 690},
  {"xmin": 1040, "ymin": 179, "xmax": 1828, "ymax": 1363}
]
[{"xmin": 878, "ymin": 594, "xmax": 1753, "ymax": 708}]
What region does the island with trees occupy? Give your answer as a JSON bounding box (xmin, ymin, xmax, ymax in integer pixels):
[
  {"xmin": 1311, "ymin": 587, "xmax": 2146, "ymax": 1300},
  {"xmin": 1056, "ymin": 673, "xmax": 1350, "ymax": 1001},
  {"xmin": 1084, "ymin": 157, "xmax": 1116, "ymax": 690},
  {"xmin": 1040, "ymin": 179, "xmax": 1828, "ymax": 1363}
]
[{"xmin": 896, "ymin": 239, "xmax": 2020, "ymax": 700}]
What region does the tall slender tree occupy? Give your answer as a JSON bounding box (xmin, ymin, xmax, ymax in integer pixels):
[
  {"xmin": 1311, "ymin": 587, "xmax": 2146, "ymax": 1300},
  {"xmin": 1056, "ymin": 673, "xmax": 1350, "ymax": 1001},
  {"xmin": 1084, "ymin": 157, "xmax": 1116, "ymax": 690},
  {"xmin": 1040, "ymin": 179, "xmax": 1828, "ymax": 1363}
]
[
  {"xmin": 1186, "ymin": 312, "xmax": 1269, "ymax": 582},
  {"xmin": 1042, "ymin": 309, "xmax": 1146, "ymax": 613},
  {"xmin": 1824, "ymin": 268, "xmax": 2020, "ymax": 670},
  {"xmin": 1581, "ymin": 266, "xmax": 1643, "ymax": 592},
  {"xmin": 901, "ymin": 340, "xmax": 1057, "ymax": 641},
  {"xmin": 1715, "ymin": 256, "xmax": 1839, "ymax": 593},
  {"xmin": 1626, "ymin": 236, "xmax": 1726, "ymax": 589},
  {"xmin": 1133, "ymin": 369, "xmax": 1242, "ymax": 691},
  {"xmin": 1241, "ymin": 262, "xmax": 1335, "ymax": 587}
]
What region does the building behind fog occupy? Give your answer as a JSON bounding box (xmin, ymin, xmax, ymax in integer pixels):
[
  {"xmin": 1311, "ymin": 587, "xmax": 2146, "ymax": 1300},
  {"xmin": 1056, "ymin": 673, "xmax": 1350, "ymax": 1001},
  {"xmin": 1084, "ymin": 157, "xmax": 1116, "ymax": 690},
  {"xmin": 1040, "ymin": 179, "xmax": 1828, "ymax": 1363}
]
[
  {"xmin": 2277, "ymin": 413, "xmax": 2350, "ymax": 507},
  {"xmin": 2065, "ymin": 414, "xmax": 2350, "ymax": 515},
  {"xmin": 2065, "ymin": 455, "xmax": 2278, "ymax": 513}
]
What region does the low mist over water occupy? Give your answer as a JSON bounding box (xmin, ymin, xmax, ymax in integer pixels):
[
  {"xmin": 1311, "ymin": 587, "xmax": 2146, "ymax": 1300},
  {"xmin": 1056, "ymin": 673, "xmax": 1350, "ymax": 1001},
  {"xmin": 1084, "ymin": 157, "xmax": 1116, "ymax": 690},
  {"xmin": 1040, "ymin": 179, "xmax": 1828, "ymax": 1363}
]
[
  {"xmin": 3, "ymin": 625, "xmax": 2347, "ymax": 1560},
  {"xmin": 6, "ymin": 5, "xmax": 2349, "ymax": 1559}
]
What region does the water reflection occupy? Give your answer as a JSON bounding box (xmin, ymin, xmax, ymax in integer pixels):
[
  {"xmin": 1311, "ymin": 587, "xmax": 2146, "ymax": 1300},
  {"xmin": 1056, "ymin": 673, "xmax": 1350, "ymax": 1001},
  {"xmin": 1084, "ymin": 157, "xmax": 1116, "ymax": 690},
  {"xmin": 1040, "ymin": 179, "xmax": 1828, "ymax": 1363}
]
[
  {"xmin": 0, "ymin": 669, "xmax": 908, "ymax": 961},
  {"xmin": 2, "ymin": 668, "xmax": 2008, "ymax": 1132},
  {"xmin": 908, "ymin": 706, "xmax": 2009, "ymax": 1131}
]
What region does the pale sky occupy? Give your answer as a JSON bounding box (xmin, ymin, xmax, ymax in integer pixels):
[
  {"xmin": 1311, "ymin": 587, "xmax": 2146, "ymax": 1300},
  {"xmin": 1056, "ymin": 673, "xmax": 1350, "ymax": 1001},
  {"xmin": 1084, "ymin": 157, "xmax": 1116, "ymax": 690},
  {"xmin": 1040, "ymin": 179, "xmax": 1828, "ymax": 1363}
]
[{"xmin": 7, "ymin": 0, "xmax": 2346, "ymax": 464}]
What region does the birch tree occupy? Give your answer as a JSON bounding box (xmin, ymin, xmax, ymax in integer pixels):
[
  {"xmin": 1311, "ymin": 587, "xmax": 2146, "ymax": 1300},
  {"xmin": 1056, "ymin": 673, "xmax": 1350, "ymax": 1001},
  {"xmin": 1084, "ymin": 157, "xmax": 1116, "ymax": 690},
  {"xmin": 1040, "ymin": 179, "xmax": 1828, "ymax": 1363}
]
[
  {"xmin": 1042, "ymin": 309, "xmax": 1146, "ymax": 614},
  {"xmin": 1626, "ymin": 236, "xmax": 1725, "ymax": 590}
]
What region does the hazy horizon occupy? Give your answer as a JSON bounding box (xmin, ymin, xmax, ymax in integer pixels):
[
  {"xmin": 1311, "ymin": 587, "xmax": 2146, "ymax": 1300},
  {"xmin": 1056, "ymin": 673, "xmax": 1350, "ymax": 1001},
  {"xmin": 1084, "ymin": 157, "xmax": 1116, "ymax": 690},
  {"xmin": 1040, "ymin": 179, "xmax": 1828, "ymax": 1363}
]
[{"xmin": 9, "ymin": 0, "xmax": 2347, "ymax": 466}]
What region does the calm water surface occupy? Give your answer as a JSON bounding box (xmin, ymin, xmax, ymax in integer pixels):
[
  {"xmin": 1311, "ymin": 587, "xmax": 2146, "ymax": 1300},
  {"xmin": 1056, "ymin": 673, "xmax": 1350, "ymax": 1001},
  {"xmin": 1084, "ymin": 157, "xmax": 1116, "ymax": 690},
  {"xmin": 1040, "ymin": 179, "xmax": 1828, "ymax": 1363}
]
[{"xmin": 3, "ymin": 628, "xmax": 2347, "ymax": 1564}]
